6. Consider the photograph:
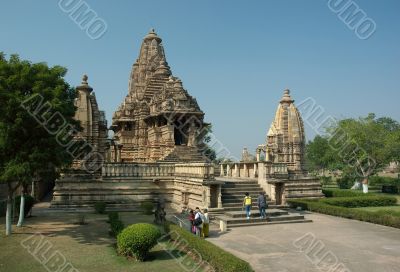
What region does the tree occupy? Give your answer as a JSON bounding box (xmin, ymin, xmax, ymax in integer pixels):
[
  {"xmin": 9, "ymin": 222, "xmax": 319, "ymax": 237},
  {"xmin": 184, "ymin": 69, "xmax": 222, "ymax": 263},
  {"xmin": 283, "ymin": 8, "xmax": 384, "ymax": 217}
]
[
  {"xmin": 305, "ymin": 135, "xmax": 333, "ymax": 175},
  {"xmin": 0, "ymin": 54, "xmax": 79, "ymax": 235},
  {"xmin": 325, "ymin": 113, "xmax": 400, "ymax": 193}
]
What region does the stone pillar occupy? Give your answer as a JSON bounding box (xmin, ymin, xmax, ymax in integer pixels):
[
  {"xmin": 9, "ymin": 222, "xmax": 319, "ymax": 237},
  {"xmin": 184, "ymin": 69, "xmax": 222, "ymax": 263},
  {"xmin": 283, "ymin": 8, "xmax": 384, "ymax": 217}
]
[
  {"xmin": 244, "ymin": 164, "xmax": 248, "ymax": 178},
  {"xmin": 220, "ymin": 164, "xmax": 224, "ymax": 177},
  {"xmin": 234, "ymin": 164, "xmax": 238, "ymax": 178},
  {"xmin": 253, "ymin": 163, "xmax": 257, "ymax": 178},
  {"xmin": 117, "ymin": 145, "xmax": 122, "ymax": 162},
  {"xmin": 227, "ymin": 164, "xmax": 231, "ymax": 177},
  {"xmin": 217, "ymin": 185, "xmax": 223, "ymax": 208}
]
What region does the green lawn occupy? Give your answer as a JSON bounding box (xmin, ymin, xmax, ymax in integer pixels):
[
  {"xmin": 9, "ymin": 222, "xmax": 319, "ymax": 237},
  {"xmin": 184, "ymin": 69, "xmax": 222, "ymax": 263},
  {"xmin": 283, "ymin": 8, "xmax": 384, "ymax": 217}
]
[{"xmin": 0, "ymin": 211, "xmax": 204, "ymax": 272}]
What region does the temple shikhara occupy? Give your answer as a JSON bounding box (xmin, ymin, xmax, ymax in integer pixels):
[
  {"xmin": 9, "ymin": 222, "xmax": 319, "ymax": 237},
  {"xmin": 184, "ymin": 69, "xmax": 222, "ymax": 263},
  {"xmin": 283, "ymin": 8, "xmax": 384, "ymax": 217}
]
[
  {"xmin": 52, "ymin": 29, "xmax": 322, "ymax": 227},
  {"xmin": 111, "ymin": 29, "xmax": 206, "ymax": 163}
]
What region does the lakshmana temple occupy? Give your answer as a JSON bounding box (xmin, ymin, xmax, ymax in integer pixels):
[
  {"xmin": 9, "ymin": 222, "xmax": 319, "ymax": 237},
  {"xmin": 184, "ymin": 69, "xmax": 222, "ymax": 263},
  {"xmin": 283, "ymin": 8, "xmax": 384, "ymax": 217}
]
[{"xmin": 52, "ymin": 30, "xmax": 322, "ymax": 225}]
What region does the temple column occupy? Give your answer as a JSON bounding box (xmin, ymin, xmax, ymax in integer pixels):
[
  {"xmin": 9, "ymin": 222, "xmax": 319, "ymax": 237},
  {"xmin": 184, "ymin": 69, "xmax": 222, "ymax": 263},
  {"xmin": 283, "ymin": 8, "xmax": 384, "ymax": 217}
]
[
  {"xmin": 227, "ymin": 164, "xmax": 231, "ymax": 177},
  {"xmin": 217, "ymin": 185, "xmax": 223, "ymax": 208},
  {"xmin": 234, "ymin": 164, "xmax": 238, "ymax": 178},
  {"xmin": 220, "ymin": 164, "xmax": 224, "ymax": 177},
  {"xmin": 244, "ymin": 164, "xmax": 248, "ymax": 178}
]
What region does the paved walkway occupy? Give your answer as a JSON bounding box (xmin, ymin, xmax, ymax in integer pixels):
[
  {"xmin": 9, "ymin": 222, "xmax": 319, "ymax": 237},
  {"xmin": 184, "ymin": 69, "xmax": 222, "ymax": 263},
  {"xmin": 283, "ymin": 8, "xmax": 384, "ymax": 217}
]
[{"xmin": 208, "ymin": 212, "xmax": 400, "ymax": 272}]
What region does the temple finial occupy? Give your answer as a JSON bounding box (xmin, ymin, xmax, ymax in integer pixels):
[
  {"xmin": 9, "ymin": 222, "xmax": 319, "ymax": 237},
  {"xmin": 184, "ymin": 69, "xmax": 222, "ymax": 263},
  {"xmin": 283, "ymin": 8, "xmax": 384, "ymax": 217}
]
[{"xmin": 82, "ymin": 74, "xmax": 88, "ymax": 85}]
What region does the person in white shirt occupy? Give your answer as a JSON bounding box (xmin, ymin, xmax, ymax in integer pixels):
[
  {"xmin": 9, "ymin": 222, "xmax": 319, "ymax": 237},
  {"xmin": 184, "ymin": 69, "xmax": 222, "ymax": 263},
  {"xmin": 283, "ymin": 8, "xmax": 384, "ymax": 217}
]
[
  {"xmin": 202, "ymin": 209, "xmax": 210, "ymax": 238},
  {"xmin": 194, "ymin": 207, "xmax": 203, "ymax": 237}
]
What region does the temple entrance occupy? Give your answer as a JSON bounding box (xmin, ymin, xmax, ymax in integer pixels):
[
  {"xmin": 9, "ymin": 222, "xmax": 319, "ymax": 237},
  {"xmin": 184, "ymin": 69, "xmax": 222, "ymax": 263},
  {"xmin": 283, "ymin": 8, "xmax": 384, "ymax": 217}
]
[
  {"xmin": 174, "ymin": 127, "xmax": 184, "ymax": 145},
  {"xmin": 275, "ymin": 183, "xmax": 284, "ymax": 205},
  {"xmin": 210, "ymin": 185, "xmax": 218, "ymax": 208}
]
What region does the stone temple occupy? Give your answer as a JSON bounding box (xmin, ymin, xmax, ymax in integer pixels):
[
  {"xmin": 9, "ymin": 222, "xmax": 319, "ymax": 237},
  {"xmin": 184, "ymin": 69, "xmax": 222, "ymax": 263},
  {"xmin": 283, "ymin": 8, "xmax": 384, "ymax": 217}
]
[
  {"xmin": 52, "ymin": 30, "xmax": 322, "ymax": 223},
  {"xmin": 110, "ymin": 29, "xmax": 206, "ymax": 163},
  {"xmin": 219, "ymin": 90, "xmax": 322, "ymax": 205}
]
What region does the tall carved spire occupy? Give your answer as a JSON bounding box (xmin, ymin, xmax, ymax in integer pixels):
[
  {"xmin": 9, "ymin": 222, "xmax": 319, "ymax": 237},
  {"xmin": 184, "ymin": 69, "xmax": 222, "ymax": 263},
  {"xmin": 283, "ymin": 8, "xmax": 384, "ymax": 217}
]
[
  {"xmin": 266, "ymin": 89, "xmax": 306, "ymax": 172},
  {"xmin": 128, "ymin": 29, "xmax": 170, "ymax": 97}
]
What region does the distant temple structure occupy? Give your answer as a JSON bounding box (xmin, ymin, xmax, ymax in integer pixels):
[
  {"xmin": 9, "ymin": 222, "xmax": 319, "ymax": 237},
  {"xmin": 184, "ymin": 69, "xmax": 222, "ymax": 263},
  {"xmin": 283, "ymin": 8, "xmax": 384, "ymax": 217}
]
[
  {"xmin": 110, "ymin": 29, "xmax": 206, "ymax": 163},
  {"xmin": 220, "ymin": 90, "xmax": 323, "ymax": 205}
]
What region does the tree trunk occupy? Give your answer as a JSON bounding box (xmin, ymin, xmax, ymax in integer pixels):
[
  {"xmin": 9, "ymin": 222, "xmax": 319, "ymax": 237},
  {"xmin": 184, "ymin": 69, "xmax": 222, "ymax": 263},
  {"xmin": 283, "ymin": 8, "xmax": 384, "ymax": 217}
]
[
  {"xmin": 17, "ymin": 189, "xmax": 25, "ymax": 227},
  {"xmin": 6, "ymin": 195, "xmax": 12, "ymax": 236},
  {"xmin": 362, "ymin": 177, "xmax": 369, "ymax": 194},
  {"xmin": 31, "ymin": 180, "xmax": 35, "ymax": 199}
]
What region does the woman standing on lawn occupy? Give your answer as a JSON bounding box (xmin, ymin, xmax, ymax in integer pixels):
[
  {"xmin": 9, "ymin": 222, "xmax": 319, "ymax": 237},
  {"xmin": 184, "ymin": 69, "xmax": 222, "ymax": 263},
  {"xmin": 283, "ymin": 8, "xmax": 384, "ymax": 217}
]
[{"xmin": 188, "ymin": 209, "xmax": 196, "ymax": 234}]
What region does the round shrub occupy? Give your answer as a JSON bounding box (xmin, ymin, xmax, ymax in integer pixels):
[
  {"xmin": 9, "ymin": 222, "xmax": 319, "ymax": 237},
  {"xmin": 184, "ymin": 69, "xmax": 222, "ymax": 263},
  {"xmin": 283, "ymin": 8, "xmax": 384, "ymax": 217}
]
[{"xmin": 117, "ymin": 223, "xmax": 161, "ymax": 261}]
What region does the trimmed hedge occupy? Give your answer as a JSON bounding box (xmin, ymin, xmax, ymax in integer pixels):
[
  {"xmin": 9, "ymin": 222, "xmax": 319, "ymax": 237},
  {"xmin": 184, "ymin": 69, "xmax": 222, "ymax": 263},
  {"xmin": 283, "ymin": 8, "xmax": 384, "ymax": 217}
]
[
  {"xmin": 287, "ymin": 199, "xmax": 400, "ymax": 229},
  {"xmin": 108, "ymin": 212, "xmax": 124, "ymax": 237},
  {"xmin": 117, "ymin": 223, "xmax": 161, "ymax": 261},
  {"xmin": 321, "ymin": 196, "xmax": 397, "ymax": 208},
  {"xmin": 322, "ymin": 189, "xmax": 367, "ymax": 198},
  {"xmin": 165, "ymin": 223, "xmax": 254, "ymax": 272}
]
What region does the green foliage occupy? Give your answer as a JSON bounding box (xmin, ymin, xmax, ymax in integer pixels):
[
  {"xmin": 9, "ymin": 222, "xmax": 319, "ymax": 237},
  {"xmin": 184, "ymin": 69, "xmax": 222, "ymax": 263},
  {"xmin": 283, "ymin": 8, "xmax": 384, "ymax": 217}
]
[
  {"xmin": 321, "ymin": 196, "xmax": 397, "ymax": 208},
  {"xmin": 0, "ymin": 54, "xmax": 79, "ymax": 193},
  {"xmin": 320, "ymin": 176, "xmax": 333, "ymax": 185},
  {"xmin": 117, "ymin": 223, "xmax": 161, "ymax": 261},
  {"xmin": 108, "ymin": 211, "xmax": 120, "ymax": 222},
  {"xmin": 94, "ymin": 202, "xmax": 107, "ymax": 214},
  {"xmin": 108, "ymin": 212, "xmax": 124, "ymax": 237},
  {"xmin": 140, "ymin": 201, "xmax": 154, "ymax": 215},
  {"xmin": 322, "ymin": 189, "xmax": 366, "ymax": 198},
  {"xmin": 305, "ymin": 135, "xmax": 334, "ymax": 173},
  {"xmin": 165, "ymin": 223, "xmax": 254, "ymax": 272},
  {"xmin": 287, "ymin": 199, "xmax": 400, "ymax": 229},
  {"xmin": 336, "ymin": 176, "xmax": 355, "ymax": 189},
  {"xmin": 369, "ymin": 176, "xmax": 400, "ymax": 186},
  {"xmin": 15, "ymin": 195, "xmax": 35, "ymax": 216},
  {"xmin": 306, "ymin": 114, "xmax": 400, "ymax": 180}
]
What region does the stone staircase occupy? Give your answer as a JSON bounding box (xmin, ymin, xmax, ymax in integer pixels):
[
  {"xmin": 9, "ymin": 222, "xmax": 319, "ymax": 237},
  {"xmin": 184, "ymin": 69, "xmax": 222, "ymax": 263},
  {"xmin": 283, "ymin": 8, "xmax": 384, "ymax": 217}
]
[
  {"xmin": 221, "ymin": 179, "xmax": 272, "ymax": 211},
  {"xmin": 216, "ymin": 178, "xmax": 312, "ymax": 228},
  {"xmin": 162, "ymin": 145, "xmax": 206, "ymax": 162}
]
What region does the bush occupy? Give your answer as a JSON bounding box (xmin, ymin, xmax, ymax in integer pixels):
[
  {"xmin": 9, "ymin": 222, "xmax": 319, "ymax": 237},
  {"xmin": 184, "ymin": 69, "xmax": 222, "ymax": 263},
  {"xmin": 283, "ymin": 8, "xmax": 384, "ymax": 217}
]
[
  {"xmin": 141, "ymin": 201, "xmax": 154, "ymax": 215},
  {"xmin": 117, "ymin": 223, "xmax": 161, "ymax": 261},
  {"xmin": 321, "ymin": 196, "xmax": 397, "ymax": 208},
  {"xmin": 322, "ymin": 189, "xmax": 367, "ymax": 198},
  {"xmin": 94, "ymin": 202, "xmax": 107, "ymax": 214},
  {"xmin": 110, "ymin": 219, "xmax": 125, "ymax": 237},
  {"xmin": 336, "ymin": 177, "xmax": 354, "ymax": 189},
  {"xmin": 165, "ymin": 223, "xmax": 254, "ymax": 272},
  {"xmin": 108, "ymin": 211, "xmax": 120, "ymax": 222},
  {"xmin": 287, "ymin": 199, "xmax": 400, "ymax": 229},
  {"xmin": 320, "ymin": 176, "xmax": 333, "ymax": 185},
  {"xmin": 369, "ymin": 176, "xmax": 400, "ymax": 186},
  {"xmin": 108, "ymin": 212, "xmax": 124, "ymax": 237},
  {"xmin": 15, "ymin": 195, "xmax": 35, "ymax": 216}
]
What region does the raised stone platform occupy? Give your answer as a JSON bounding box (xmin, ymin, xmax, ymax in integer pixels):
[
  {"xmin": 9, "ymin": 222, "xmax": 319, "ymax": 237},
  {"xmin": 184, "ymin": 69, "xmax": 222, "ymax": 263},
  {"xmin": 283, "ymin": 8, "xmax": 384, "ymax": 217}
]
[{"xmin": 216, "ymin": 209, "xmax": 312, "ymax": 229}]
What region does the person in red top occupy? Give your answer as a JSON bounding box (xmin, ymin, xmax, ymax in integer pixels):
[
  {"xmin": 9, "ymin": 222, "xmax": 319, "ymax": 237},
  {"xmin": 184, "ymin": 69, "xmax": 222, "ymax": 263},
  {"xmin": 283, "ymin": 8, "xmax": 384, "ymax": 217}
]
[{"xmin": 188, "ymin": 210, "xmax": 195, "ymax": 234}]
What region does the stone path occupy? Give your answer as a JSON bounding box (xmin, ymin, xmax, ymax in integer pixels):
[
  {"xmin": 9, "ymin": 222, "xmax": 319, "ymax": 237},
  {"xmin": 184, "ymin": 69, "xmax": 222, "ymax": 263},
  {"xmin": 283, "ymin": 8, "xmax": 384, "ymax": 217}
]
[{"xmin": 208, "ymin": 212, "xmax": 400, "ymax": 272}]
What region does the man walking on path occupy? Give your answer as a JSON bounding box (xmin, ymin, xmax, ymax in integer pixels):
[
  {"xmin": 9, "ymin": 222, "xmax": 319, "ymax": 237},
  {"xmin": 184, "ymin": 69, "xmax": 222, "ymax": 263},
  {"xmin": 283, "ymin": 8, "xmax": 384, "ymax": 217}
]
[
  {"xmin": 257, "ymin": 192, "xmax": 267, "ymax": 219},
  {"xmin": 243, "ymin": 192, "xmax": 252, "ymax": 220}
]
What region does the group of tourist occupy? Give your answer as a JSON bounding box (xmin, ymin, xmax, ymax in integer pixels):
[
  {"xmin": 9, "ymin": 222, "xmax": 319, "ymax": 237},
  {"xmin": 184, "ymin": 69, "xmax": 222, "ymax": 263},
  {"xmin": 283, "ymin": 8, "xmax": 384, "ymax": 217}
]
[
  {"xmin": 243, "ymin": 192, "xmax": 268, "ymax": 220},
  {"xmin": 188, "ymin": 207, "xmax": 209, "ymax": 238}
]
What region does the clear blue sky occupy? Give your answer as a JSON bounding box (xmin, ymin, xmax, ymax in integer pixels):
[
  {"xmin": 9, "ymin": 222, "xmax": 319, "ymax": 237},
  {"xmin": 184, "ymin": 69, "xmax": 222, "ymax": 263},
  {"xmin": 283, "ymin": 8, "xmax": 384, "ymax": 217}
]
[{"xmin": 1, "ymin": 0, "xmax": 399, "ymax": 159}]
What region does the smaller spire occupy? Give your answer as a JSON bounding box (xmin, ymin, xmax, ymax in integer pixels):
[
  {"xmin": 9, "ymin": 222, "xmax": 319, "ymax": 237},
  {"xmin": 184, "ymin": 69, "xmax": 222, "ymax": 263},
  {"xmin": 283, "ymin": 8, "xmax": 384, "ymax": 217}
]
[{"xmin": 280, "ymin": 89, "xmax": 294, "ymax": 104}]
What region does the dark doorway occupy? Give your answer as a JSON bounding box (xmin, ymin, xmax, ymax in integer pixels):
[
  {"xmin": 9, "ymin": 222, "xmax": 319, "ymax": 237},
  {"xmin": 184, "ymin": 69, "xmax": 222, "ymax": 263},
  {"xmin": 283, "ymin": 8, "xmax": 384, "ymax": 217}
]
[
  {"xmin": 275, "ymin": 183, "xmax": 284, "ymax": 205},
  {"xmin": 174, "ymin": 127, "xmax": 185, "ymax": 145},
  {"xmin": 210, "ymin": 185, "xmax": 218, "ymax": 208}
]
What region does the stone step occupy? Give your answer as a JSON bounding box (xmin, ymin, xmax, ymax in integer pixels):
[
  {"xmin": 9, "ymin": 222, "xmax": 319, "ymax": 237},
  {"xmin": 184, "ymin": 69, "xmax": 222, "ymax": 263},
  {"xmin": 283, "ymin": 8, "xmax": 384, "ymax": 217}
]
[
  {"xmin": 228, "ymin": 219, "xmax": 312, "ymax": 228},
  {"xmin": 222, "ymin": 205, "xmax": 287, "ymax": 212},
  {"xmin": 217, "ymin": 213, "xmax": 305, "ymax": 224},
  {"xmin": 225, "ymin": 209, "xmax": 288, "ymax": 218}
]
